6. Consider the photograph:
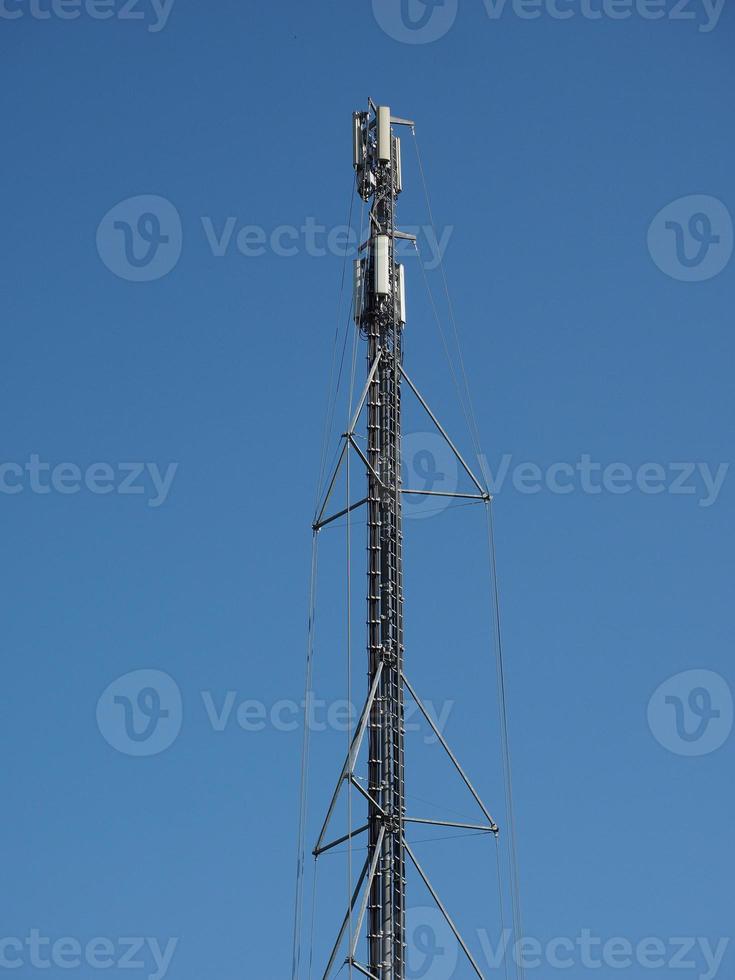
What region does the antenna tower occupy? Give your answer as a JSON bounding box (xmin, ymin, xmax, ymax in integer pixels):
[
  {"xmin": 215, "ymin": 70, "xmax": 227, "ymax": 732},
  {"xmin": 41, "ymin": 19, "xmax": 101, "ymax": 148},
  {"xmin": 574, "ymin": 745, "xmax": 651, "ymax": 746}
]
[{"xmin": 306, "ymin": 100, "xmax": 499, "ymax": 980}]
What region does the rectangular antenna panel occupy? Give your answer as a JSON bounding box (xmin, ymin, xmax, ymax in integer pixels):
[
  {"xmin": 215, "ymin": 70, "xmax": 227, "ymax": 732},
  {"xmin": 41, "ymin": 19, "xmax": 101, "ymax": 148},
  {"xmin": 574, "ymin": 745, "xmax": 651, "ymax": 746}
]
[
  {"xmin": 397, "ymin": 264, "xmax": 406, "ymax": 324},
  {"xmin": 353, "ymin": 112, "xmax": 364, "ymax": 169},
  {"xmin": 374, "ymin": 235, "xmax": 391, "ymax": 296},
  {"xmin": 353, "ymin": 259, "xmax": 365, "ymax": 322},
  {"xmin": 377, "ymin": 106, "xmax": 392, "ymax": 162}
]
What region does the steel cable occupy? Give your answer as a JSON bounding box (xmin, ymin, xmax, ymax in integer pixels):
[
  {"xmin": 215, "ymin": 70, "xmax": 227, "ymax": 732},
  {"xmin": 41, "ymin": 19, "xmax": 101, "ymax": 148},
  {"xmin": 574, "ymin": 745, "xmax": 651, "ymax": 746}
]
[
  {"xmin": 345, "ymin": 276, "xmax": 361, "ymax": 980},
  {"xmin": 411, "ymin": 133, "xmax": 486, "ymax": 476},
  {"xmin": 292, "ymin": 532, "xmax": 321, "ymax": 980},
  {"xmin": 314, "ymin": 181, "xmax": 356, "ymax": 517},
  {"xmin": 486, "ymin": 500, "xmax": 525, "ymax": 980}
]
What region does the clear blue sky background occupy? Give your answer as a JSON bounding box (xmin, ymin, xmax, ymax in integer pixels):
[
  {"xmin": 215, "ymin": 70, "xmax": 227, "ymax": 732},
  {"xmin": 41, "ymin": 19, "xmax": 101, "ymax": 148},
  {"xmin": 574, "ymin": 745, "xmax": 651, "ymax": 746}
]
[{"xmin": 1, "ymin": 2, "xmax": 733, "ymax": 979}]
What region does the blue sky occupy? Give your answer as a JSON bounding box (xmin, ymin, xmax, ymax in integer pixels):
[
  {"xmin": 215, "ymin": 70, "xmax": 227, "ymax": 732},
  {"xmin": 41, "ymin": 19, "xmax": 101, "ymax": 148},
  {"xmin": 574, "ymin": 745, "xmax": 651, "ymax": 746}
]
[{"xmin": 1, "ymin": 2, "xmax": 733, "ymax": 979}]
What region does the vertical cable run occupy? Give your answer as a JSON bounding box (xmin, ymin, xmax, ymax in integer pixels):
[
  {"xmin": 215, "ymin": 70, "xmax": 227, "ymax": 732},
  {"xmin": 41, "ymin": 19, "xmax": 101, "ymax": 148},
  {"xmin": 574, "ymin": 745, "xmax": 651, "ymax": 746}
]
[
  {"xmin": 485, "ymin": 500, "xmax": 525, "ymax": 980},
  {"xmin": 346, "ymin": 277, "xmax": 361, "ymax": 980},
  {"xmin": 292, "ymin": 532, "xmax": 320, "ymax": 980}
]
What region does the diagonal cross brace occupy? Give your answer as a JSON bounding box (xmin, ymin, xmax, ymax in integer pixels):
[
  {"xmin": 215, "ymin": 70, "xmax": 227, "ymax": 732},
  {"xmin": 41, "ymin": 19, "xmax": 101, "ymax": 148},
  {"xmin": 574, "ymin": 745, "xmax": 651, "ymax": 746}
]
[
  {"xmin": 347, "ymin": 962, "xmax": 380, "ymax": 980},
  {"xmin": 403, "ymin": 672, "xmax": 498, "ymax": 832},
  {"xmin": 398, "ymin": 364, "xmax": 488, "ymax": 499},
  {"xmin": 348, "ymin": 825, "xmax": 386, "ymax": 962},
  {"xmin": 313, "ymin": 350, "xmax": 383, "ymax": 528},
  {"xmin": 314, "ymin": 496, "xmax": 368, "ymax": 532},
  {"xmin": 314, "ymin": 823, "xmax": 369, "ymax": 858},
  {"xmin": 314, "ymin": 662, "xmax": 385, "ymax": 854},
  {"xmin": 321, "ymin": 825, "xmax": 386, "ymax": 980},
  {"xmin": 321, "ymin": 853, "xmax": 370, "ymax": 980},
  {"xmin": 348, "ymin": 348, "xmax": 382, "ymax": 436},
  {"xmin": 404, "ymin": 839, "xmax": 488, "ymax": 980}
]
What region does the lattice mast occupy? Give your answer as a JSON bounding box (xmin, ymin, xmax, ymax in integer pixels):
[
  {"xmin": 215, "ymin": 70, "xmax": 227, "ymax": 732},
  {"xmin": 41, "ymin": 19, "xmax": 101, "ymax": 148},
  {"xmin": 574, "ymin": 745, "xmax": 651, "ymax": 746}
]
[
  {"xmin": 310, "ymin": 101, "xmax": 498, "ymax": 980},
  {"xmin": 356, "ymin": 101, "xmax": 408, "ymax": 980}
]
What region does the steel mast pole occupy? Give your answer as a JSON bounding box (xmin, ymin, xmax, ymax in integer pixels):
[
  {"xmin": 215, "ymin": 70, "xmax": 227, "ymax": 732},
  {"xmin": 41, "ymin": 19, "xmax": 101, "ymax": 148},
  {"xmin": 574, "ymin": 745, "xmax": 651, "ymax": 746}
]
[
  {"xmin": 309, "ymin": 104, "xmax": 499, "ymax": 980},
  {"xmin": 354, "ymin": 102, "xmax": 407, "ymax": 980}
]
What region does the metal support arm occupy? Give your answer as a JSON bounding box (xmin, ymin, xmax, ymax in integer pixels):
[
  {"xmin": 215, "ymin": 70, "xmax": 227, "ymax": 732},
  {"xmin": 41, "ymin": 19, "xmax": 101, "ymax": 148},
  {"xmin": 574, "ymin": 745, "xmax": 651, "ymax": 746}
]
[
  {"xmin": 404, "ymin": 839, "xmax": 487, "ymax": 980},
  {"xmin": 399, "ymin": 364, "xmax": 489, "ymax": 498},
  {"xmin": 403, "ymin": 673, "xmax": 499, "ymax": 832},
  {"xmin": 314, "ymin": 663, "xmax": 385, "ymax": 853}
]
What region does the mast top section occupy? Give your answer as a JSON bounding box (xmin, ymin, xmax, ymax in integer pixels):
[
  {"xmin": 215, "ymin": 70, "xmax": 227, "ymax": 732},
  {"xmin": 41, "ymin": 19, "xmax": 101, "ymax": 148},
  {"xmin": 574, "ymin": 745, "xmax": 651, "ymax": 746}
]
[{"xmin": 352, "ymin": 103, "xmax": 411, "ymax": 204}]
